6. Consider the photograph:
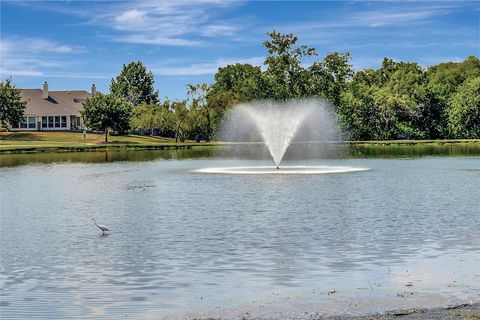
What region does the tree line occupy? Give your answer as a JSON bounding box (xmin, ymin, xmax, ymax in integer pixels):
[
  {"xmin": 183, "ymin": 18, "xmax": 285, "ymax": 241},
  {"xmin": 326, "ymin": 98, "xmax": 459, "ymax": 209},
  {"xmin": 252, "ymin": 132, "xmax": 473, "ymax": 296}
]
[{"xmin": 1, "ymin": 30, "xmax": 479, "ymax": 141}]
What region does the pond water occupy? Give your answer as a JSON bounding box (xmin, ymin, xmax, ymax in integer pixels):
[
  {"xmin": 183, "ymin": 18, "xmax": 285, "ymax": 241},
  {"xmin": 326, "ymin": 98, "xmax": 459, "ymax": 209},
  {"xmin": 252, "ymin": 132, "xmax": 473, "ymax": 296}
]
[{"xmin": 0, "ymin": 144, "xmax": 479, "ymax": 319}]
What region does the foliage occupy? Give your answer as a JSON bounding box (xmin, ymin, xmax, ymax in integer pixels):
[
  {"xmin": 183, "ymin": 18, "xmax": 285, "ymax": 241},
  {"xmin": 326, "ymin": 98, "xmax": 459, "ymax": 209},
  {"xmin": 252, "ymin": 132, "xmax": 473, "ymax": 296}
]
[
  {"xmin": 130, "ymin": 102, "xmax": 171, "ymax": 135},
  {"xmin": 0, "ymin": 78, "xmax": 27, "ymax": 130},
  {"xmin": 263, "ymin": 30, "xmax": 317, "ymax": 100},
  {"xmin": 309, "ymin": 52, "xmax": 353, "ymax": 106},
  {"xmin": 81, "ymin": 94, "xmax": 131, "ymax": 142},
  {"xmin": 110, "ymin": 61, "xmax": 159, "ymax": 105},
  {"xmin": 79, "ymin": 33, "xmax": 480, "ymax": 141},
  {"xmin": 448, "ymin": 77, "xmax": 480, "ymax": 138},
  {"xmin": 338, "ymin": 57, "xmax": 480, "ymax": 140},
  {"xmin": 170, "ymin": 100, "xmax": 190, "ymax": 143},
  {"xmin": 187, "ymin": 83, "xmax": 231, "ymax": 141},
  {"xmin": 209, "ymin": 63, "xmax": 266, "ymax": 102}
]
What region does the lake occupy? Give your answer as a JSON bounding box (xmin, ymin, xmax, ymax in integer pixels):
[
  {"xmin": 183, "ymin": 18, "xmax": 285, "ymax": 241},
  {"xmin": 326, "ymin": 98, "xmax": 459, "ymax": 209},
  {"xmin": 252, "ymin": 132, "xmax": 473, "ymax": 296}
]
[{"xmin": 1, "ymin": 144, "xmax": 479, "ymax": 319}]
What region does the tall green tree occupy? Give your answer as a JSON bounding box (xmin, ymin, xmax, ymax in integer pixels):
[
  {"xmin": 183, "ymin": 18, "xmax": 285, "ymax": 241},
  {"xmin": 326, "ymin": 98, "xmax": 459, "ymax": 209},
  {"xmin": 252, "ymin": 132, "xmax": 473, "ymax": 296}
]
[
  {"xmin": 340, "ymin": 58, "xmax": 428, "ymax": 140},
  {"xmin": 81, "ymin": 94, "xmax": 131, "ymax": 142},
  {"xmin": 427, "ymin": 56, "xmax": 480, "ymax": 104},
  {"xmin": 448, "ymin": 77, "xmax": 480, "ymax": 138},
  {"xmin": 0, "ymin": 78, "xmax": 26, "ymax": 130},
  {"xmin": 425, "ymin": 56, "xmax": 480, "ymax": 138},
  {"xmin": 340, "ymin": 81, "xmax": 382, "ymax": 140},
  {"xmin": 187, "ymin": 83, "xmax": 232, "ymax": 141},
  {"xmin": 130, "ymin": 102, "xmax": 170, "ymax": 135},
  {"xmin": 209, "ymin": 63, "xmax": 267, "ymax": 102},
  {"xmin": 170, "ymin": 100, "xmax": 189, "ymax": 143},
  {"xmin": 110, "ymin": 61, "xmax": 159, "ymax": 105},
  {"xmin": 309, "ymin": 52, "xmax": 353, "ymax": 106},
  {"xmin": 263, "ymin": 30, "xmax": 317, "ymax": 100}
]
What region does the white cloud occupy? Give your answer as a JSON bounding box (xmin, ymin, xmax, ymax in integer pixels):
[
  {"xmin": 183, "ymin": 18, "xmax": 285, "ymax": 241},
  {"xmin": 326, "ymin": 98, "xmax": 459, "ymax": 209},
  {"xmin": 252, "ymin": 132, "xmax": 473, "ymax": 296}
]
[
  {"xmin": 153, "ymin": 57, "xmax": 264, "ymax": 75},
  {"xmin": 0, "ymin": 69, "xmax": 43, "ymax": 77},
  {"xmin": 113, "ymin": 35, "xmax": 203, "ymax": 47},
  {"xmin": 43, "ymin": 72, "xmax": 111, "ymax": 80},
  {"xmin": 84, "ymin": 1, "xmax": 246, "ymax": 46},
  {"xmin": 115, "ymin": 9, "xmax": 147, "ymax": 24},
  {"xmin": 283, "ymin": 3, "xmax": 457, "ymax": 32},
  {"xmin": 355, "ymin": 5, "xmax": 454, "ymax": 28},
  {"xmin": 2, "ymin": 37, "xmax": 82, "ymax": 54},
  {"xmin": 0, "ymin": 36, "xmax": 85, "ymax": 79},
  {"xmin": 202, "ymin": 24, "xmax": 239, "ymax": 37}
]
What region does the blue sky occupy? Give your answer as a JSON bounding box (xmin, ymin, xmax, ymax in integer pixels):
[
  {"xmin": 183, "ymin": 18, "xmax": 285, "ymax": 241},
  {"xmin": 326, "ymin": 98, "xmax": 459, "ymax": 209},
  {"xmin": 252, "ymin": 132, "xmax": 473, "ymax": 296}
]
[{"xmin": 1, "ymin": 0, "xmax": 479, "ymax": 99}]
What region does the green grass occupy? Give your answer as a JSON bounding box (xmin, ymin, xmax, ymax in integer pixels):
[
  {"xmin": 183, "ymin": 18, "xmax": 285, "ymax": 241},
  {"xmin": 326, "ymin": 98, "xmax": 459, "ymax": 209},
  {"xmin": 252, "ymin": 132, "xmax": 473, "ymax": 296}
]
[
  {"xmin": 1, "ymin": 131, "xmax": 479, "ymax": 153},
  {"xmin": 0, "ymin": 131, "xmax": 217, "ymax": 153},
  {"xmin": 349, "ymin": 139, "xmax": 480, "ymax": 145}
]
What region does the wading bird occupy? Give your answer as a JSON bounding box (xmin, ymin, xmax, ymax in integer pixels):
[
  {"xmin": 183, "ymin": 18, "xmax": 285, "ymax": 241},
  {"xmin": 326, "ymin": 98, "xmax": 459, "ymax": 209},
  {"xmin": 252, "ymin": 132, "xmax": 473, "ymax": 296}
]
[{"xmin": 91, "ymin": 218, "xmax": 110, "ymax": 234}]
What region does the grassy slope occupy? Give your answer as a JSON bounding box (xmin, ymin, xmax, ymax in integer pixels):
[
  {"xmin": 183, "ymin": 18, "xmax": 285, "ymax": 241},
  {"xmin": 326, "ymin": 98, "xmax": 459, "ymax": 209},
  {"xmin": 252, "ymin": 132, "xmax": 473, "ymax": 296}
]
[
  {"xmin": 1, "ymin": 132, "xmax": 479, "ymax": 153},
  {"xmin": 0, "ymin": 132, "xmax": 211, "ymax": 152}
]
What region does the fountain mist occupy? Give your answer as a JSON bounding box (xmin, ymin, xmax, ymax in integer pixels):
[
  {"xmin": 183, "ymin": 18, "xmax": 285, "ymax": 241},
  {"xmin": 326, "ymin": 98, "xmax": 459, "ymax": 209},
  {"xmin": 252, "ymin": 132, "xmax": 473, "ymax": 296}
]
[{"xmin": 219, "ymin": 99, "xmax": 339, "ymax": 166}]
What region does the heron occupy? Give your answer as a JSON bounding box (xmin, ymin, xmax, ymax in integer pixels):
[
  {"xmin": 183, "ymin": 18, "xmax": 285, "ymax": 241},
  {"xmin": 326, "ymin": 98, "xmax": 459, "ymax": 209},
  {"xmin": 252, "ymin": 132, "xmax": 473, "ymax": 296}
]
[{"xmin": 91, "ymin": 218, "xmax": 110, "ymax": 234}]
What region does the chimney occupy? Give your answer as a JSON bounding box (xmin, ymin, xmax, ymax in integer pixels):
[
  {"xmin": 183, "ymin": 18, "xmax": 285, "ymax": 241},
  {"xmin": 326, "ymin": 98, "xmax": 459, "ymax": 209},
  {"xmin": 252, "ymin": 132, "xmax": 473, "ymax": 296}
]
[
  {"xmin": 42, "ymin": 81, "xmax": 48, "ymax": 99},
  {"xmin": 91, "ymin": 84, "xmax": 96, "ymax": 96}
]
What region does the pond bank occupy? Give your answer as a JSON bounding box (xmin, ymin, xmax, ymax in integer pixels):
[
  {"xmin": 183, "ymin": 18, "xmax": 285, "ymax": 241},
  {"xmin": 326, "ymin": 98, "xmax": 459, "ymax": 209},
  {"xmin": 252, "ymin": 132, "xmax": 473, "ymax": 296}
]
[
  {"xmin": 323, "ymin": 303, "xmax": 480, "ymax": 320},
  {"xmin": 1, "ymin": 131, "xmax": 479, "ymax": 154},
  {"xmin": 182, "ymin": 298, "xmax": 480, "ymax": 320}
]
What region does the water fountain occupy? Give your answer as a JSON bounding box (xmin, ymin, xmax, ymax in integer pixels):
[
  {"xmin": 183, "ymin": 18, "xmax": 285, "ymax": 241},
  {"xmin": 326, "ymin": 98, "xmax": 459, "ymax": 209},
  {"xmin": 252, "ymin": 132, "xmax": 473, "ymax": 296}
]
[
  {"xmin": 241, "ymin": 103, "xmax": 312, "ymax": 168},
  {"xmin": 196, "ymin": 99, "xmax": 368, "ymax": 174}
]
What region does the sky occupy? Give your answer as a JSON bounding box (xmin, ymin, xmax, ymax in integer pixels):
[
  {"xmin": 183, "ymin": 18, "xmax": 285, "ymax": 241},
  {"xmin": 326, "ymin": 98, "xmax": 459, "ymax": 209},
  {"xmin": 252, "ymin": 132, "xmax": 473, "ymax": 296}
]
[{"xmin": 1, "ymin": 0, "xmax": 479, "ymax": 100}]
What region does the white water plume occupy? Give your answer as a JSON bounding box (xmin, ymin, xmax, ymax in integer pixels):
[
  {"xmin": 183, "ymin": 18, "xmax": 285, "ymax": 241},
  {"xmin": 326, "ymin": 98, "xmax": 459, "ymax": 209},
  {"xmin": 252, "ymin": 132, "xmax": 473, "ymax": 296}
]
[
  {"xmin": 220, "ymin": 99, "xmax": 338, "ymax": 166},
  {"xmin": 242, "ymin": 104, "xmax": 311, "ymax": 166}
]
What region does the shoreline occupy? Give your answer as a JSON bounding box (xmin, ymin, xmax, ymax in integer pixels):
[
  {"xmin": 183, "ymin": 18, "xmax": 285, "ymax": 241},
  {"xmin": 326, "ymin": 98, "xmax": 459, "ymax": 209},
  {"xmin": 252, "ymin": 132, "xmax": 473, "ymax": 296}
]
[
  {"xmin": 1, "ymin": 132, "xmax": 479, "ymax": 154},
  {"xmin": 178, "ymin": 293, "xmax": 480, "ymax": 320},
  {"xmin": 324, "ymin": 302, "xmax": 480, "ymax": 320},
  {"xmin": 179, "ymin": 296, "xmax": 480, "ymax": 320}
]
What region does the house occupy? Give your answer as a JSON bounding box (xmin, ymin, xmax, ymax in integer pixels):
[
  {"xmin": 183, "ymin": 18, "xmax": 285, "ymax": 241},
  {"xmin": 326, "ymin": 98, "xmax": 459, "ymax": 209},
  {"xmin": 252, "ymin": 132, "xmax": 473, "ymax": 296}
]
[{"xmin": 9, "ymin": 81, "xmax": 96, "ymax": 131}]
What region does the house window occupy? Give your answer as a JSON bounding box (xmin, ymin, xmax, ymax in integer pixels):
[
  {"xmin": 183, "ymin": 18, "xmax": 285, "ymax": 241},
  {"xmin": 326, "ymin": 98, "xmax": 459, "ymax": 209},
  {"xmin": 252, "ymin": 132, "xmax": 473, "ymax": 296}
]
[
  {"xmin": 48, "ymin": 116, "xmax": 54, "ymax": 128},
  {"xmin": 61, "ymin": 116, "xmax": 67, "ymax": 128},
  {"xmin": 28, "ymin": 116, "xmax": 36, "ymax": 128},
  {"xmin": 11, "ymin": 122, "xmax": 19, "ymax": 128},
  {"xmin": 42, "ymin": 117, "xmax": 48, "ymax": 128},
  {"xmin": 76, "ymin": 117, "xmax": 81, "ymax": 127},
  {"xmin": 20, "ymin": 118, "xmax": 27, "ymax": 128},
  {"xmin": 55, "ymin": 116, "xmax": 60, "ymax": 128}
]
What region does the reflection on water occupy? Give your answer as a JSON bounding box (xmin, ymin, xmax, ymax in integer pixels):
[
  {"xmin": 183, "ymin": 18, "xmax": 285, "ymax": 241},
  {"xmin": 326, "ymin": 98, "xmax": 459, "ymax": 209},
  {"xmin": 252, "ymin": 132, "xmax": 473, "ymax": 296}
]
[
  {"xmin": 1, "ymin": 142, "xmax": 479, "ymax": 167},
  {"xmin": 194, "ymin": 165, "xmax": 369, "ymax": 174},
  {"xmin": 0, "ymin": 149, "xmax": 479, "ymax": 319},
  {"xmin": 0, "ymin": 148, "xmax": 216, "ymax": 167}
]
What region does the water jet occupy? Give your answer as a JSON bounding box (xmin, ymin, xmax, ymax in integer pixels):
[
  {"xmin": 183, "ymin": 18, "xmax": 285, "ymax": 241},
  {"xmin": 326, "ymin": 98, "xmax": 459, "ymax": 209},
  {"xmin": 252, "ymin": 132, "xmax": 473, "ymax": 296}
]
[{"xmin": 205, "ymin": 99, "xmax": 368, "ymax": 175}]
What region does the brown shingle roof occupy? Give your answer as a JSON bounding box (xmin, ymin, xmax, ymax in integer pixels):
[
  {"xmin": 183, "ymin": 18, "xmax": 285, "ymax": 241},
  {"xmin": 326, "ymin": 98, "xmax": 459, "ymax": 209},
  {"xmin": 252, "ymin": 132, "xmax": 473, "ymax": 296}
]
[{"xmin": 20, "ymin": 89, "xmax": 93, "ymax": 116}]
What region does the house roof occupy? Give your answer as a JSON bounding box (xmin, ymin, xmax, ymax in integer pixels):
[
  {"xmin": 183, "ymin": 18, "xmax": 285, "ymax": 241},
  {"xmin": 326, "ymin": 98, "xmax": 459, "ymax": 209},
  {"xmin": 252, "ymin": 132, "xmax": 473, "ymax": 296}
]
[{"xmin": 20, "ymin": 89, "xmax": 93, "ymax": 116}]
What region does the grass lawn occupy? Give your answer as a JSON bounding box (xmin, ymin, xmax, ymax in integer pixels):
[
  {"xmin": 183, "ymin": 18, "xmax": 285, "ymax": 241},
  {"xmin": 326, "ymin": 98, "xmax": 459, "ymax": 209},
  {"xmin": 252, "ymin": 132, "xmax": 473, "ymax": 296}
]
[
  {"xmin": 0, "ymin": 131, "xmax": 211, "ymax": 152},
  {"xmin": 1, "ymin": 131, "xmax": 479, "ymax": 153}
]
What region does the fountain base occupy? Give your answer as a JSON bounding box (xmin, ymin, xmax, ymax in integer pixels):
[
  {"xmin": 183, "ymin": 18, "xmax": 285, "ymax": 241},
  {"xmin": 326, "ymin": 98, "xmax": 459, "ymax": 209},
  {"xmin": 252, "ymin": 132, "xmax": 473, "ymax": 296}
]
[{"xmin": 195, "ymin": 166, "xmax": 368, "ymax": 175}]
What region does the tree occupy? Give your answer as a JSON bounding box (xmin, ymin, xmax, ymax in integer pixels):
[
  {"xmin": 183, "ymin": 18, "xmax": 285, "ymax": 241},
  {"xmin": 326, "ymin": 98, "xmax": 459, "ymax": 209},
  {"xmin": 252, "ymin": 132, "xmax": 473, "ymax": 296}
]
[
  {"xmin": 81, "ymin": 94, "xmax": 131, "ymax": 142},
  {"xmin": 130, "ymin": 102, "xmax": 170, "ymax": 135},
  {"xmin": 310, "ymin": 52, "xmax": 353, "ymax": 106},
  {"xmin": 339, "ymin": 59, "xmax": 427, "ymax": 140},
  {"xmin": 448, "ymin": 77, "xmax": 480, "ymax": 138},
  {"xmin": 0, "ymin": 78, "xmax": 26, "ymax": 130},
  {"xmin": 263, "ymin": 30, "xmax": 317, "ymax": 100},
  {"xmin": 170, "ymin": 100, "xmax": 189, "ymax": 143},
  {"xmin": 110, "ymin": 61, "xmax": 159, "ymax": 105},
  {"xmin": 427, "ymin": 56, "xmax": 480, "ymax": 105},
  {"xmin": 210, "ymin": 63, "xmax": 267, "ymax": 102},
  {"xmin": 340, "ymin": 82, "xmax": 381, "ymax": 140},
  {"xmin": 189, "ymin": 82, "xmax": 240, "ymax": 141},
  {"xmin": 425, "ymin": 56, "xmax": 480, "ymax": 138}
]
